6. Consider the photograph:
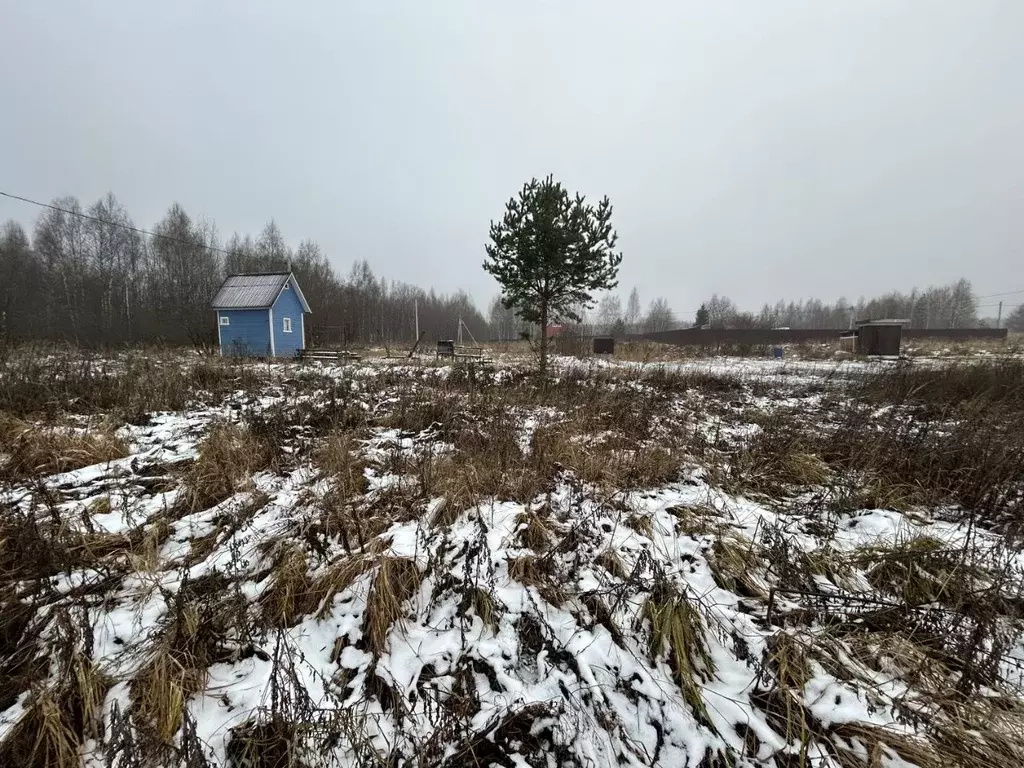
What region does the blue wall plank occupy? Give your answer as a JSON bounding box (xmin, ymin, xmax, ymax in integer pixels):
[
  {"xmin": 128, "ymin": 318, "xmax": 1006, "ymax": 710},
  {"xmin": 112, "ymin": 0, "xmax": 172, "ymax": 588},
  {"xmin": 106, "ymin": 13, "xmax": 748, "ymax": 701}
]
[
  {"xmin": 271, "ymin": 277, "xmax": 306, "ymax": 357},
  {"xmin": 218, "ymin": 309, "xmax": 272, "ymax": 357}
]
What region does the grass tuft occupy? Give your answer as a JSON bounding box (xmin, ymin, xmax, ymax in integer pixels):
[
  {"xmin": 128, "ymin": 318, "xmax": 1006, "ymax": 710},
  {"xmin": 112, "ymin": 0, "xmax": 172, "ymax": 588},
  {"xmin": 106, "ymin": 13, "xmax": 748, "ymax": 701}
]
[
  {"xmin": 856, "ymin": 535, "xmax": 980, "ymax": 607},
  {"xmin": 460, "ymin": 586, "xmax": 500, "ymax": 631},
  {"xmin": 515, "ymin": 510, "xmax": 554, "ymax": 552},
  {"xmin": 0, "ymin": 416, "xmax": 127, "ymax": 478},
  {"xmin": 595, "ymin": 549, "xmax": 627, "ymax": 580},
  {"xmin": 642, "ymin": 581, "xmax": 715, "ymax": 727},
  {"xmin": 0, "ymin": 649, "xmax": 108, "ymax": 768},
  {"xmin": 364, "ymin": 557, "xmax": 421, "ymax": 656},
  {"xmin": 312, "ymin": 554, "xmax": 377, "ymax": 619},
  {"xmin": 314, "ymin": 431, "xmax": 367, "ymax": 499},
  {"xmin": 709, "ymin": 534, "xmax": 770, "ymax": 599},
  {"xmin": 260, "ymin": 543, "xmax": 315, "ymax": 628},
  {"xmin": 508, "ymin": 555, "xmax": 566, "ymax": 606},
  {"xmin": 178, "ymin": 422, "xmax": 269, "ymax": 513}
]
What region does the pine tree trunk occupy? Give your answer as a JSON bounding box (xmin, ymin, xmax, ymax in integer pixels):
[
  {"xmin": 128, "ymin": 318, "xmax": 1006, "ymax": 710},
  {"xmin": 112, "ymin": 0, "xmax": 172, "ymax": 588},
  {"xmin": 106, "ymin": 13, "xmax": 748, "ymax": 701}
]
[{"xmin": 539, "ymin": 299, "xmax": 548, "ymax": 377}]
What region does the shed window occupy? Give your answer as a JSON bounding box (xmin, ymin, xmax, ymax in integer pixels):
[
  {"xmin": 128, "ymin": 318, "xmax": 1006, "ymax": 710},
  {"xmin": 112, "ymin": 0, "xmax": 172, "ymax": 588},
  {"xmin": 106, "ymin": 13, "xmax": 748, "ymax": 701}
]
[
  {"xmin": 220, "ymin": 315, "xmax": 230, "ymax": 326},
  {"xmin": 283, "ymin": 282, "xmax": 290, "ymax": 290},
  {"xmin": 282, "ymin": 317, "xmax": 292, "ymax": 333}
]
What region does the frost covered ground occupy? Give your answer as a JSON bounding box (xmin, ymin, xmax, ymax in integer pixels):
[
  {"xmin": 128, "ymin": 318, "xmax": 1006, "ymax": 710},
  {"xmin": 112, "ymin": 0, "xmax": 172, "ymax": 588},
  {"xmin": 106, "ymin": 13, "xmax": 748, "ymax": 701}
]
[{"xmin": 1, "ymin": 352, "xmax": 1023, "ymax": 767}]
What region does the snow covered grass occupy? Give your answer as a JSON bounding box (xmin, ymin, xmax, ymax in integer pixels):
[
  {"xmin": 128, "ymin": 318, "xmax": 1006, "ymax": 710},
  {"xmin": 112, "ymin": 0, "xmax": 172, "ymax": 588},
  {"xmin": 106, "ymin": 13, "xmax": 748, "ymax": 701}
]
[{"xmin": 1, "ymin": 351, "xmax": 1023, "ymax": 767}]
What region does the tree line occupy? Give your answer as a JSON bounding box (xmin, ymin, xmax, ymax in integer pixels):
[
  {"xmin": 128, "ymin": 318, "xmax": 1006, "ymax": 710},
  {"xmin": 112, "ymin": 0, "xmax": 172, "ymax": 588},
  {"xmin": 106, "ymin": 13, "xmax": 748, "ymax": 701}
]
[
  {"xmin": 0, "ymin": 194, "xmax": 487, "ymax": 348},
  {"xmin": 576, "ymin": 278, "xmax": 1009, "ymax": 336},
  {"xmin": 2, "ymin": 190, "xmax": 1014, "ymax": 351}
]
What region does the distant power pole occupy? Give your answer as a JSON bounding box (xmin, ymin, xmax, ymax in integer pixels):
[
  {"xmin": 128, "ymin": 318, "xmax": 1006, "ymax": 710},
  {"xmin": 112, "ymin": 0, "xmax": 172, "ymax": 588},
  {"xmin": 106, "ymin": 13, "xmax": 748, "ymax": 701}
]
[
  {"xmin": 415, "ymin": 299, "xmax": 419, "ymax": 340},
  {"xmin": 997, "ymin": 301, "xmax": 1003, "ymax": 328}
]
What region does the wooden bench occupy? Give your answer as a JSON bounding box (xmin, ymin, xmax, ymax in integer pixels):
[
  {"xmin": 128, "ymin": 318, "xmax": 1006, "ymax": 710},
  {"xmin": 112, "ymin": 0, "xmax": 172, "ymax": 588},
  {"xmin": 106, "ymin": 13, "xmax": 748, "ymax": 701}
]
[
  {"xmin": 296, "ymin": 348, "xmax": 362, "ymax": 362},
  {"xmin": 439, "ymin": 345, "xmax": 484, "ymax": 360}
]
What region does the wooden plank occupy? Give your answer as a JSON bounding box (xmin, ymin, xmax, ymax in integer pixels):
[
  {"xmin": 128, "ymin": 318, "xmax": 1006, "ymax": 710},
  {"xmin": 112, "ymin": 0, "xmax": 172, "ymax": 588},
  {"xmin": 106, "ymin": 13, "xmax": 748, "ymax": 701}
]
[{"xmin": 297, "ymin": 349, "xmax": 361, "ymax": 362}]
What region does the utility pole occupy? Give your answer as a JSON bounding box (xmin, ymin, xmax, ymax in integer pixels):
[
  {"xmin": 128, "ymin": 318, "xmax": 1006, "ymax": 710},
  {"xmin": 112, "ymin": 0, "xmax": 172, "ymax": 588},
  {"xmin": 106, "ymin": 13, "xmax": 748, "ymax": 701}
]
[
  {"xmin": 415, "ymin": 299, "xmax": 419, "ymax": 340},
  {"xmin": 997, "ymin": 301, "xmax": 1003, "ymax": 328},
  {"xmin": 457, "ymin": 314, "xmax": 463, "ymax": 345}
]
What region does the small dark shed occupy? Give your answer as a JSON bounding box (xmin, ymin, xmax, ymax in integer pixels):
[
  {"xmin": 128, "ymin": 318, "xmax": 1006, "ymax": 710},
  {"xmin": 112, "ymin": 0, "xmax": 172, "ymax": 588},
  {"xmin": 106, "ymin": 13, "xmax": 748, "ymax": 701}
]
[
  {"xmin": 855, "ymin": 320, "xmax": 906, "ymax": 356},
  {"xmin": 593, "ymin": 336, "xmax": 615, "ymax": 355}
]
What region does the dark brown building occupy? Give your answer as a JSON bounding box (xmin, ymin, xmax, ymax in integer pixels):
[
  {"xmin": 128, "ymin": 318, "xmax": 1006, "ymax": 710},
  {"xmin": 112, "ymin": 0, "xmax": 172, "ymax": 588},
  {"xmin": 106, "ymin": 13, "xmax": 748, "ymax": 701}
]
[{"xmin": 854, "ymin": 319, "xmax": 906, "ymax": 356}]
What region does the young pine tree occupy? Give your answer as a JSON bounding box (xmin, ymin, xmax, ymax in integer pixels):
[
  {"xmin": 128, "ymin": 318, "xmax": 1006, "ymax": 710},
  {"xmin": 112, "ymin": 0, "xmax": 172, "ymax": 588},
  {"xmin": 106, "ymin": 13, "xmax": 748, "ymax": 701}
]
[
  {"xmin": 694, "ymin": 304, "xmax": 710, "ymax": 328},
  {"xmin": 483, "ymin": 176, "xmax": 622, "ymax": 374}
]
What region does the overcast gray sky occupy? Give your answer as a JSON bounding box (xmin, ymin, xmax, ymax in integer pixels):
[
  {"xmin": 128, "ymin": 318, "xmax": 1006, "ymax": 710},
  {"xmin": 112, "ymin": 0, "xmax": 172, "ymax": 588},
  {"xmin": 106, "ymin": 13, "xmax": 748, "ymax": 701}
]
[{"xmin": 2, "ymin": 1, "xmax": 1022, "ymax": 318}]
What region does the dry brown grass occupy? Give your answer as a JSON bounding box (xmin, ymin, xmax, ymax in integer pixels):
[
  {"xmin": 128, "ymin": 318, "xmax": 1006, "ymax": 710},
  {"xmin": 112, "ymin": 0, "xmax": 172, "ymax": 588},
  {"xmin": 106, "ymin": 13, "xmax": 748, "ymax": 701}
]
[
  {"xmin": 508, "ymin": 555, "xmax": 566, "ymax": 606},
  {"xmin": 531, "ymin": 424, "xmax": 682, "ymax": 490},
  {"xmin": 625, "ymin": 513, "xmax": 655, "ymax": 538},
  {"xmin": 0, "ymin": 350, "xmax": 266, "ymax": 420},
  {"xmin": 709, "ymin": 533, "xmax": 771, "ymax": 599},
  {"xmin": 62, "ymin": 516, "xmax": 172, "ymax": 575},
  {"xmin": 595, "ymin": 548, "xmax": 627, "ymax": 580},
  {"xmin": 829, "ymin": 699, "xmax": 1024, "ymax": 768},
  {"xmin": 756, "ymin": 631, "xmax": 814, "ymax": 758},
  {"xmin": 259, "ymin": 543, "xmax": 315, "ymax": 628},
  {"xmin": 131, "ymin": 597, "xmax": 229, "ymax": 746},
  {"xmin": 515, "ymin": 509, "xmax": 554, "ymax": 552},
  {"xmin": 314, "ymin": 431, "xmax": 367, "ymax": 499},
  {"xmin": 663, "ymin": 504, "xmax": 728, "ymax": 538},
  {"xmin": 0, "ymin": 415, "xmax": 127, "ymax": 478},
  {"xmin": 186, "ymin": 492, "xmax": 268, "ymax": 566},
  {"xmin": 0, "ymin": 690, "xmax": 81, "ymax": 768},
  {"xmin": 719, "ymin": 416, "xmax": 831, "ymax": 497},
  {"xmin": 177, "ymin": 422, "xmax": 270, "ymax": 513},
  {"xmin": 364, "ymin": 557, "xmax": 421, "ymax": 656},
  {"xmin": 134, "ymin": 643, "xmax": 204, "ymax": 745},
  {"xmin": 0, "ymin": 646, "xmax": 109, "ymax": 768},
  {"xmin": 460, "ymin": 586, "xmax": 500, "ymax": 631},
  {"xmin": 855, "ymin": 535, "xmax": 982, "ymax": 608},
  {"xmin": 3, "ymin": 349, "xmax": 1023, "ymax": 766},
  {"xmin": 642, "ymin": 582, "xmax": 715, "ymax": 727},
  {"xmin": 318, "ymin": 491, "xmax": 395, "ymax": 553},
  {"xmin": 225, "ymin": 717, "xmax": 303, "ymax": 768},
  {"xmin": 312, "ymin": 553, "xmax": 378, "ymax": 620},
  {"xmin": 416, "ymin": 455, "xmax": 481, "ymax": 527},
  {"xmin": 444, "ymin": 414, "xmax": 546, "ymax": 504}
]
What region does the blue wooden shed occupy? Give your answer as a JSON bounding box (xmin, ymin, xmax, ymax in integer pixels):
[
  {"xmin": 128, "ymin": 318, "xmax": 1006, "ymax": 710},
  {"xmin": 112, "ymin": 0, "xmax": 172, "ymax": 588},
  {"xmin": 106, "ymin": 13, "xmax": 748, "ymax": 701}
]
[{"xmin": 211, "ymin": 272, "xmax": 311, "ymax": 357}]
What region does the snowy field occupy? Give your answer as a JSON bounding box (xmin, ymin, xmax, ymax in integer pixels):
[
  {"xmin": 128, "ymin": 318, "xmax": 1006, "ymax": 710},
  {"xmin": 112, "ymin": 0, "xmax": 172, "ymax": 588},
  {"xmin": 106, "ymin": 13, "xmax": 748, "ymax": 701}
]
[{"xmin": 1, "ymin": 352, "xmax": 1022, "ymax": 767}]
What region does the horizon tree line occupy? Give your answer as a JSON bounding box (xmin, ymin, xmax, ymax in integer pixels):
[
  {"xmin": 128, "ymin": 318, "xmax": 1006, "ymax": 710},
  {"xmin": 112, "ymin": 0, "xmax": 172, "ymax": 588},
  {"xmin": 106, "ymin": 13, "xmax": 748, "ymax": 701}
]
[
  {"xmin": 2, "ymin": 193, "xmax": 1014, "ymax": 349},
  {"xmin": 573, "ymin": 278, "xmax": 1008, "ymax": 336},
  {"xmin": 0, "ymin": 194, "xmax": 487, "ymax": 348}
]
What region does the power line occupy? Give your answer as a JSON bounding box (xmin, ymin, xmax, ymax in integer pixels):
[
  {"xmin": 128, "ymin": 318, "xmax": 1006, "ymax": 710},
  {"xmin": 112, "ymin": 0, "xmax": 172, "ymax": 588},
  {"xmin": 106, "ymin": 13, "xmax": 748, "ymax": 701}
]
[
  {"xmin": 0, "ymin": 189, "xmax": 235, "ymax": 258},
  {"xmin": 976, "ymin": 288, "xmax": 1024, "ymax": 299}
]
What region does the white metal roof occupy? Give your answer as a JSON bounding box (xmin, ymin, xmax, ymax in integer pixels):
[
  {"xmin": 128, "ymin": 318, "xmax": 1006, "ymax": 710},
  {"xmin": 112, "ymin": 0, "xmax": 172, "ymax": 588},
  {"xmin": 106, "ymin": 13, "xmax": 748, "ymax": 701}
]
[{"xmin": 211, "ymin": 272, "xmax": 311, "ymax": 312}]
